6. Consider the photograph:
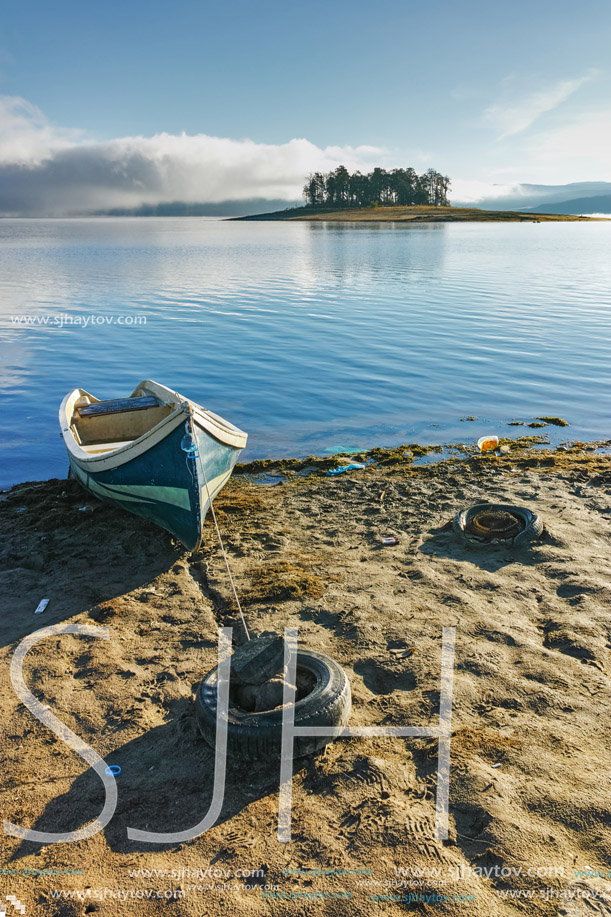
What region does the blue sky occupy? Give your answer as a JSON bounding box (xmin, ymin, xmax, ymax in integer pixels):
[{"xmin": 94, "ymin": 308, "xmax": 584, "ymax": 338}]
[{"xmin": 1, "ymin": 0, "xmax": 610, "ymax": 212}]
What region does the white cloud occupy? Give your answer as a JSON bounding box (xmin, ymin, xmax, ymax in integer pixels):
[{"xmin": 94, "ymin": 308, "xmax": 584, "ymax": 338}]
[
  {"xmin": 0, "ymin": 96, "xmax": 385, "ymax": 214},
  {"xmin": 484, "ymin": 72, "xmax": 594, "ymax": 139},
  {"xmin": 0, "ymin": 96, "xmax": 84, "ymax": 165},
  {"xmin": 526, "ymin": 110, "xmax": 611, "ymax": 176},
  {"xmin": 449, "ymin": 178, "xmax": 523, "ymax": 203}
]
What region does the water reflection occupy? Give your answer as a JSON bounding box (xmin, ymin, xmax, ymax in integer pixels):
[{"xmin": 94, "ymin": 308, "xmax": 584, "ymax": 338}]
[{"xmin": 0, "ymin": 218, "xmax": 610, "ymax": 488}]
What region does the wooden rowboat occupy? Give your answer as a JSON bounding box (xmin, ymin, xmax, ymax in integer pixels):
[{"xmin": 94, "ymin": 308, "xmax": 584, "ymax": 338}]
[{"xmin": 59, "ymin": 380, "xmax": 247, "ymax": 550}]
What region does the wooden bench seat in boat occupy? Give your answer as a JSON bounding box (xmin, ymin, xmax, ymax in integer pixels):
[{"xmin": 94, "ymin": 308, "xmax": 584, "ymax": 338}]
[
  {"xmin": 73, "ymin": 396, "xmax": 173, "ymax": 446},
  {"xmin": 77, "ymin": 396, "xmax": 160, "ymax": 417}
]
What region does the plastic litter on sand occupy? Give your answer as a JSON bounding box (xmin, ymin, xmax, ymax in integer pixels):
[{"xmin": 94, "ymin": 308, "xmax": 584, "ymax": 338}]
[
  {"xmin": 478, "ymin": 435, "xmax": 500, "ymax": 453},
  {"xmin": 326, "ymin": 463, "xmax": 366, "ymax": 476}
]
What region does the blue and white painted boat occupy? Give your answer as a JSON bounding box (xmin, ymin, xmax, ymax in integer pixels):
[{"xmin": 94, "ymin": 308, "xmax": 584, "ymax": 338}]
[{"xmin": 59, "ymin": 380, "xmax": 247, "ymax": 550}]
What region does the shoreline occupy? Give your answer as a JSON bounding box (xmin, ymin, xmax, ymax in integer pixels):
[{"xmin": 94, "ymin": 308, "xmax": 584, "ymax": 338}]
[
  {"xmin": 234, "ymin": 204, "xmax": 604, "ymax": 223},
  {"xmin": 2, "ymin": 440, "xmax": 610, "ymax": 916},
  {"xmin": 232, "ymin": 434, "xmax": 609, "ymax": 477},
  {"xmin": 2, "ymin": 432, "xmax": 609, "ymax": 494},
  {"xmin": 2, "ymin": 432, "xmax": 608, "ymax": 494}
]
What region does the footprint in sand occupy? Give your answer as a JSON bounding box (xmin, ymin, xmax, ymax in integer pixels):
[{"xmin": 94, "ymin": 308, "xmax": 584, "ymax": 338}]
[
  {"xmin": 542, "ymin": 621, "xmax": 599, "ymax": 663},
  {"xmin": 353, "ymin": 658, "xmax": 417, "ymax": 694}
]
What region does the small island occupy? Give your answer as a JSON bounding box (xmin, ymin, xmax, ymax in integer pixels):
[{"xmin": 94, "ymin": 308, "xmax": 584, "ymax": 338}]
[{"xmin": 236, "ymin": 164, "xmax": 599, "ymax": 222}]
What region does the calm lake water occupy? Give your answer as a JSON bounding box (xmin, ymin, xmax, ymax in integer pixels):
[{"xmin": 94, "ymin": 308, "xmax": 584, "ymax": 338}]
[{"xmin": 0, "ymin": 218, "xmax": 610, "ymax": 489}]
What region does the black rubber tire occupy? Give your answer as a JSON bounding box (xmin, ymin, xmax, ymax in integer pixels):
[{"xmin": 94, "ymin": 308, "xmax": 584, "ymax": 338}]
[
  {"xmin": 453, "ymin": 502, "xmax": 543, "ymax": 545},
  {"xmin": 195, "ymin": 649, "xmax": 351, "ymax": 760}
]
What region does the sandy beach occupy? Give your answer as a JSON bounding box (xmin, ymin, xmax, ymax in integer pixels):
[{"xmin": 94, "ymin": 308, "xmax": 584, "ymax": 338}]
[{"xmin": 1, "ymin": 440, "xmax": 611, "ymax": 916}]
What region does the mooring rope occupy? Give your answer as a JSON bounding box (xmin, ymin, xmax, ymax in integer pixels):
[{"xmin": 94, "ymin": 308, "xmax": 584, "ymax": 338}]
[
  {"xmin": 197, "ymin": 447, "xmax": 250, "ymax": 641},
  {"xmin": 183, "ymin": 413, "xmax": 250, "ymax": 642}
]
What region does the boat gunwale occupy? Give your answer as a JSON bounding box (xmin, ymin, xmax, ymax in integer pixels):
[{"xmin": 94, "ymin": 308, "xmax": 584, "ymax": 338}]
[{"xmin": 60, "ymin": 379, "xmax": 247, "ymax": 472}]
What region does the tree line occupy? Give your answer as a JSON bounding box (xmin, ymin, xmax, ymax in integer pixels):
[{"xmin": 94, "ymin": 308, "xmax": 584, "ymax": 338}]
[{"xmin": 303, "ymin": 166, "xmax": 450, "ymax": 208}]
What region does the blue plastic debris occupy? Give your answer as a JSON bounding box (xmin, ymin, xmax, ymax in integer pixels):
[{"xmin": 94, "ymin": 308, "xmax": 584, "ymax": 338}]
[
  {"xmin": 105, "ymin": 765, "xmax": 121, "ymax": 777},
  {"xmin": 326, "ymin": 463, "xmax": 366, "ymax": 476}
]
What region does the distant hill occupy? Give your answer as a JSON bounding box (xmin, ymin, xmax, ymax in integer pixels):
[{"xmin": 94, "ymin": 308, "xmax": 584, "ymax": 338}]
[
  {"xmin": 452, "ymin": 182, "xmax": 611, "ymax": 212},
  {"xmin": 530, "ymin": 194, "xmax": 611, "ymax": 215}
]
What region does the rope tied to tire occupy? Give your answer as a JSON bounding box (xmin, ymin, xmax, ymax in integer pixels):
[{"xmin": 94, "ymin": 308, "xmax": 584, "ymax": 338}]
[{"xmin": 182, "ymin": 412, "xmax": 250, "ymax": 641}]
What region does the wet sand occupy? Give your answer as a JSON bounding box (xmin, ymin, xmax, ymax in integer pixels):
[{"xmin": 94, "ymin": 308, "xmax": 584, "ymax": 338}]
[{"xmin": 1, "ymin": 441, "xmax": 611, "ymax": 916}]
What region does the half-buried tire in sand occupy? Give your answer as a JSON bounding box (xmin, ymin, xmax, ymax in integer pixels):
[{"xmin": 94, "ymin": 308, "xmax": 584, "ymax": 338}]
[
  {"xmin": 195, "ymin": 649, "xmax": 351, "ymax": 759},
  {"xmin": 453, "ymin": 502, "xmax": 543, "ymax": 545}
]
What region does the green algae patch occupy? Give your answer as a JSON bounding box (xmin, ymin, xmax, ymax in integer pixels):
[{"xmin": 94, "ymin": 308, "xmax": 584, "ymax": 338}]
[
  {"xmin": 514, "ymin": 435, "xmax": 551, "ymax": 446},
  {"xmin": 213, "ymin": 486, "xmax": 267, "ymax": 518},
  {"xmin": 368, "ymin": 443, "xmax": 442, "ymax": 466},
  {"xmin": 236, "ymin": 434, "xmax": 555, "ymax": 479},
  {"xmin": 494, "ymin": 434, "xmax": 550, "ymax": 451},
  {"xmin": 243, "ymin": 560, "xmax": 325, "ymax": 603},
  {"xmin": 536, "ymin": 416, "xmax": 569, "ymax": 427},
  {"xmin": 236, "ymin": 443, "xmax": 449, "ymax": 475},
  {"xmin": 236, "ymin": 454, "xmax": 342, "ymax": 476}
]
